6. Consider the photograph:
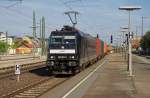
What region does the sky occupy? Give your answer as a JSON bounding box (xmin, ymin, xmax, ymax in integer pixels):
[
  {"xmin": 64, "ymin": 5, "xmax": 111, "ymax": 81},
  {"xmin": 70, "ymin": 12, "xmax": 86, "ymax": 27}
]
[{"xmin": 0, "ymin": 0, "xmax": 150, "ymax": 43}]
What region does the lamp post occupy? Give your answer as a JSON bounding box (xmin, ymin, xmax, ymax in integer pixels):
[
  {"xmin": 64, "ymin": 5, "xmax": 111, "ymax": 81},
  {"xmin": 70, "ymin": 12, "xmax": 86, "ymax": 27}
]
[
  {"xmin": 120, "ymin": 27, "xmax": 128, "ymax": 60},
  {"xmin": 119, "ymin": 6, "xmax": 142, "ymax": 76},
  {"xmin": 120, "ymin": 27, "xmax": 128, "ymax": 44},
  {"xmin": 120, "ymin": 30, "xmax": 127, "ymax": 59}
]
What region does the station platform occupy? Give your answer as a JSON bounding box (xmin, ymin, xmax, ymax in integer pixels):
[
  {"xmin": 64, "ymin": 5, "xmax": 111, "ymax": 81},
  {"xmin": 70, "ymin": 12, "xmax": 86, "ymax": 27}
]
[
  {"xmin": 83, "ymin": 53, "xmax": 150, "ymax": 98},
  {"xmin": 0, "ymin": 55, "xmax": 46, "ymax": 69}
]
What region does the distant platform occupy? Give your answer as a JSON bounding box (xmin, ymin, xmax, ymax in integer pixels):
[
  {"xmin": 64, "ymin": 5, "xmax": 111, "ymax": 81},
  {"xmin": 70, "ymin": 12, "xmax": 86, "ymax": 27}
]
[{"xmin": 0, "ymin": 54, "xmax": 46, "ymax": 69}]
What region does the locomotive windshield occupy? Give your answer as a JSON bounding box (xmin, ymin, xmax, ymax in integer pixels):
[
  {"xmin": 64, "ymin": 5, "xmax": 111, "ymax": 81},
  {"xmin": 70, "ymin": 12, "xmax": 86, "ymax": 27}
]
[
  {"xmin": 49, "ymin": 35, "xmax": 76, "ymax": 49},
  {"xmin": 64, "ymin": 36, "xmax": 76, "ymax": 45},
  {"xmin": 51, "ymin": 36, "xmax": 63, "ymax": 44}
]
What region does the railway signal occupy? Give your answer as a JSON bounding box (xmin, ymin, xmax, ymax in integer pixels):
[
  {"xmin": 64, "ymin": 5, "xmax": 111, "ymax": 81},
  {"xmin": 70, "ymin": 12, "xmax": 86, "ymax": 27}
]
[
  {"xmin": 15, "ymin": 64, "xmax": 20, "ymax": 75},
  {"xmin": 15, "ymin": 64, "xmax": 21, "ymax": 82},
  {"xmin": 110, "ymin": 35, "xmax": 113, "ymax": 44}
]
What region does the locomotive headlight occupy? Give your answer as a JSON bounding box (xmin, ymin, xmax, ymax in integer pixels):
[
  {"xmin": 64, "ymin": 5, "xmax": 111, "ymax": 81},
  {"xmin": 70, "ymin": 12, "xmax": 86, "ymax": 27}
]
[
  {"xmin": 50, "ymin": 56, "xmax": 54, "ymax": 59},
  {"xmin": 50, "ymin": 61, "xmax": 54, "ymax": 66},
  {"xmin": 71, "ymin": 56, "xmax": 75, "ymax": 59}
]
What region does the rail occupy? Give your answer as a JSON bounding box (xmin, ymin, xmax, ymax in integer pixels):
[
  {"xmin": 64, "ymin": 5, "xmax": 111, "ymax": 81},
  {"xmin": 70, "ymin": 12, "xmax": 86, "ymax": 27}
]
[
  {"xmin": 0, "ymin": 61, "xmax": 46, "ymax": 79},
  {"xmin": 2, "ymin": 77, "xmax": 70, "ymax": 98}
]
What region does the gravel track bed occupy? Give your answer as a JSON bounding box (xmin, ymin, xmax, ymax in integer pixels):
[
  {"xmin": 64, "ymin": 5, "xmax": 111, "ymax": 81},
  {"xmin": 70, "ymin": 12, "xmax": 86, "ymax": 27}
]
[{"xmin": 0, "ymin": 67, "xmax": 51, "ymax": 97}]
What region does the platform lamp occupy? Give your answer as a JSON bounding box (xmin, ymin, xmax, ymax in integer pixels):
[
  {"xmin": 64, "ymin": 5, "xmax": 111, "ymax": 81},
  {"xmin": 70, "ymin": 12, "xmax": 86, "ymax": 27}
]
[
  {"xmin": 120, "ymin": 27, "xmax": 128, "ymax": 46},
  {"xmin": 119, "ymin": 6, "xmax": 142, "ymax": 76},
  {"xmin": 120, "ymin": 27, "xmax": 128, "ymax": 60}
]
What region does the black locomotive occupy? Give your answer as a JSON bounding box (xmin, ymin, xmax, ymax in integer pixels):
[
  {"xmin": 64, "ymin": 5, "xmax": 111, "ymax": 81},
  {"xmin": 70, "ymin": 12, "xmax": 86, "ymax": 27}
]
[{"xmin": 46, "ymin": 26, "xmax": 104, "ymax": 74}]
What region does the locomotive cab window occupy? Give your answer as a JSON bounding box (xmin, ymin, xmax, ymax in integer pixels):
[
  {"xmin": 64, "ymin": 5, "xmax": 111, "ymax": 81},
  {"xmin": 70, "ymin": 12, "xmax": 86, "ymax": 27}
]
[
  {"xmin": 49, "ymin": 35, "xmax": 76, "ymax": 49},
  {"xmin": 51, "ymin": 36, "xmax": 63, "ymax": 44},
  {"xmin": 64, "ymin": 36, "xmax": 76, "ymax": 45}
]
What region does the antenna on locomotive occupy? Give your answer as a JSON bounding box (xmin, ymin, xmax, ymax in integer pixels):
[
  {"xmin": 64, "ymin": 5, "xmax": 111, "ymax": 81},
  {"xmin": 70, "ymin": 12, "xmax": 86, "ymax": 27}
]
[{"xmin": 64, "ymin": 11, "xmax": 79, "ymax": 28}]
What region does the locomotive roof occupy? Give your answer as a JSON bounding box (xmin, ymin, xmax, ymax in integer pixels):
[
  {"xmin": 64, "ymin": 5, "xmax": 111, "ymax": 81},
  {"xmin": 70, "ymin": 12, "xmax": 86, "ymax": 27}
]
[{"xmin": 50, "ymin": 25, "xmax": 97, "ymax": 40}]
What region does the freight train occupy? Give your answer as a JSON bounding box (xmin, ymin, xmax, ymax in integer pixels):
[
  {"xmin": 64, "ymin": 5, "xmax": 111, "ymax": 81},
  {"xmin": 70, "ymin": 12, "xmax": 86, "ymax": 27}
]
[{"xmin": 46, "ymin": 26, "xmax": 108, "ymax": 74}]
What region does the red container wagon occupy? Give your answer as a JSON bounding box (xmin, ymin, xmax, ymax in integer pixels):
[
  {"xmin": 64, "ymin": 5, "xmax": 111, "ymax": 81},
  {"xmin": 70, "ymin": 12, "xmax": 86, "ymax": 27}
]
[
  {"xmin": 96, "ymin": 36, "xmax": 106, "ymax": 59},
  {"xmin": 104, "ymin": 42, "xmax": 108, "ymax": 55},
  {"xmin": 96, "ymin": 37, "xmax": 101, "ymax": 59}
]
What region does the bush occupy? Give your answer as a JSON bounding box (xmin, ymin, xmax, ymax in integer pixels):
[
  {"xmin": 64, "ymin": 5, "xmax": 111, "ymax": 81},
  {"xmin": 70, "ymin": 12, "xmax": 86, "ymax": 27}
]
[
  {"xmin": 11, "ymin": 41, "xmax": 20, "ymax": 49},
  {"xmin": 0, "ymin": 41, "xmax": 9, "ymax": 54}
]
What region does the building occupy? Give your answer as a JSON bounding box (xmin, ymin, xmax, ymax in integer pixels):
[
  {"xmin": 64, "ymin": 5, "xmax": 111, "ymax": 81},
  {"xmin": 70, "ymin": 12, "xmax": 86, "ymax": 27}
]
[
  {"xmin": 0, "ymin": 32, "xmax": 6, "ymax": 42},
  {"xmin": 0, "ymin": 32, "xmax": 47, "ymax": 55},
  {"xmin": 0, "ymin": 32, "xmax": 15, "ymax": 46},
  {"xmin": 131, "ymin": 36, "xmax": 142, "ymax": 50}
]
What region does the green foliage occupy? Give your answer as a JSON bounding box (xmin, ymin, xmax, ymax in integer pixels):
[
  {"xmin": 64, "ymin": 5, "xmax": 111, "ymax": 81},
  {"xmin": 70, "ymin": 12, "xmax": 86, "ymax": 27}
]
[
  {"xmin": 140, "ymin": 31, "xmax": 150, "ymax": 50},
  {"xmin": 11, "ymin": 41, "xmax": 20, "ymax": 49},
  {"xmin": 0, "ymin": 41, "xmax": 9, "ymax": 54}
]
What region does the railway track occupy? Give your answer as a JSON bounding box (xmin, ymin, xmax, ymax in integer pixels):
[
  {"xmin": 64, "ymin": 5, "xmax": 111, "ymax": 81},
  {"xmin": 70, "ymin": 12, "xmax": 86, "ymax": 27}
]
[
  {"xmin": 0, "ymin": 57, "xmax": 105, "ymax": 98},
  {"xmin": 1, "ymin": 76, "xmax": 70, "ymax": 98},
  {"xmin": 0, "ymin": 61, "xmax": 46, "ymax": 79}
]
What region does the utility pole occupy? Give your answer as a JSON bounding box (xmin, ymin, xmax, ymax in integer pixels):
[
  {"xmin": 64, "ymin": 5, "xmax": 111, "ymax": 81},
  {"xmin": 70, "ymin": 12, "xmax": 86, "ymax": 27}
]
[
  {"xmin": 41, "ymin": 16, "xmax": 45, "ymax": 56},
  {"xmin": 64, "ymin": 11, "xmax": 79, "ymax": 27},
  {"xmin": 40, "ymin": 18, "xmax": 42, "ymax": 56},
  {"xmin": 6, "ymin": 31, "xmax": 8, "ymax": 55},
  {"xmin": 31, "ymin": 10, "xmax": 38, "ymax": 57},
  {"xmin": 135, "ymin": 26, "xmax": 140, "ymax": 40},
  {"xmin": 33, "ymin": 11, "xmax": 36, "ymax": 38},
  {"xmin": 141, "ymin": 16, "xmax": 144, "ymax": 37},
  {"xmin": 5, "ymin": 31, "xmax": 8, "ymax": 45},
  {"xmin": 141, "ymin": 16, "xmax": 148, "ymax": 37}
]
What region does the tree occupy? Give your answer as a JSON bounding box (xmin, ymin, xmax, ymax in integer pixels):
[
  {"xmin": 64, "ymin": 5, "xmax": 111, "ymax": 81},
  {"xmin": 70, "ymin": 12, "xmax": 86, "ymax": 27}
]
[
  {"xmin": 140, "ymin": 31, "xmax": 150, "ymax": 50},
  {"xmin": 11, "ymin": 41, "xmax": 20, "ymax": 49},
  {"xmin": 0, "ymin": 41, "xmax": 9, "ymax": 54}
]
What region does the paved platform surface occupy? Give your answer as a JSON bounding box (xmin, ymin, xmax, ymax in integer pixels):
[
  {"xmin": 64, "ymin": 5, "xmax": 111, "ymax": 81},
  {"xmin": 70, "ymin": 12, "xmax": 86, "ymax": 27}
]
[
  {"xmin": 83, "ymin": 53, "xmax": 150, "ymax": 98},
  {"xmin": 0, "ymin": 54, "xmax": 46, "ymax": 68},
  {"xmin": 0, "ymin": 54, "xmax": 38, "ymax": 60},
  {"xmin": 132, "ymin": 54, "xmax": 150, "ymax": 98}
]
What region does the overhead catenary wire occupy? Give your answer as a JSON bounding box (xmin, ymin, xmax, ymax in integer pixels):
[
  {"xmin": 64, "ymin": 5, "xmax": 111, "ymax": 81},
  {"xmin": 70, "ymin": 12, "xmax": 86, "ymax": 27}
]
[
  {"xmin": 0, "ymin": 0, "xmax": 111, "ymax": 41},
  {"xmin": 58, "ymin": 0, "xmax": 84, "ymax": 11},
  {"xmin": 5, "ymin": 1, "xmax": 22, "ymax": 8},
  {"xmin": 0, "ymin": 2, "xmax": 33, "ymax": 30},
  {"xmin": 0, "ymin": 5, "xmax": 32, "ymax": 22},
  {"xmin": 58, "ymin": 0, "xmax": 98, "ymax": 31},
  {"xmin": 0, "ymin": 3, "xmax": 37, "ymax": 37},
  {"xmin": 0, "ymin": 6, "xmax": 31, "ymax": 28},
  {"xmin": 58, "ymin": 0, "xmax": 73, "ymax": 10},
  {"xmin": 64, "ymin": 0, "xmax": 82, "ymax": 4},
  {"xmin": 65, "ymin": 0, "xmax": 109, "ymax": 42},
  {"xmin": 59, "ymin": 1, "xmax": 103, "ymax": 32},
  {"xmin": 0, "ymin": 1, "xmax": 55, "ymax": 37}
]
